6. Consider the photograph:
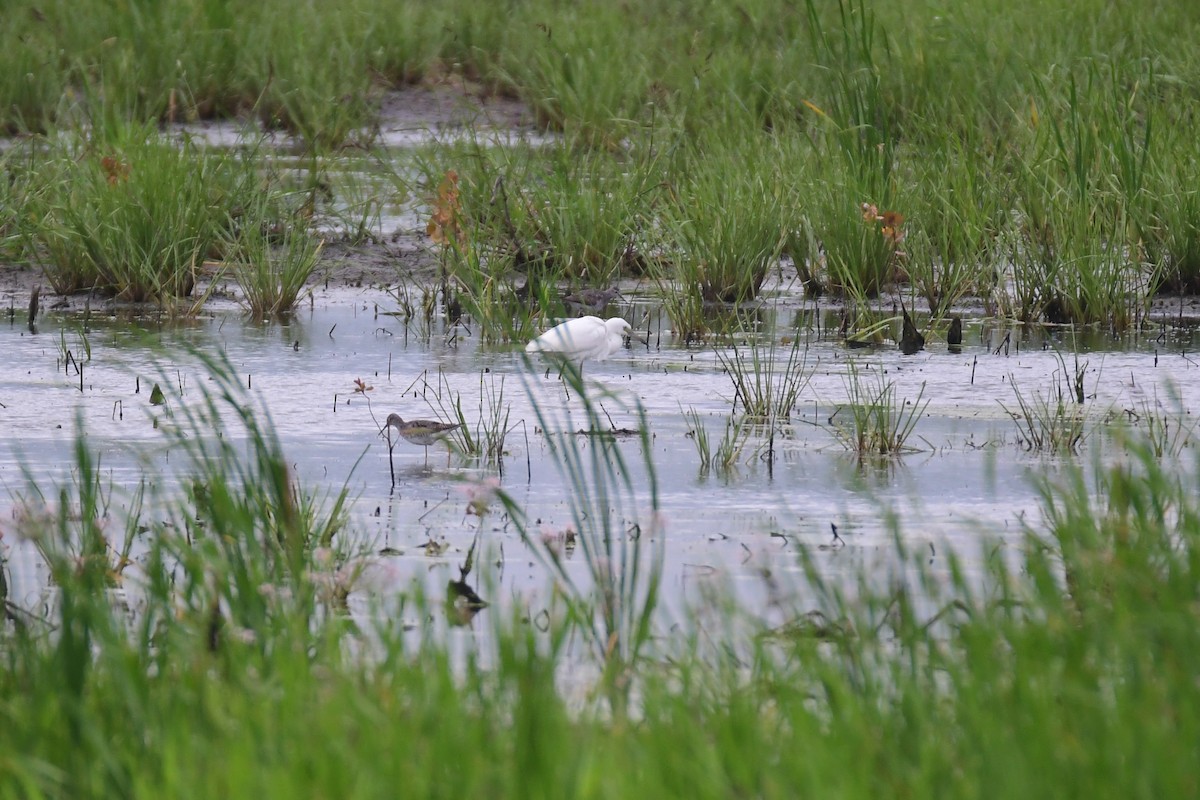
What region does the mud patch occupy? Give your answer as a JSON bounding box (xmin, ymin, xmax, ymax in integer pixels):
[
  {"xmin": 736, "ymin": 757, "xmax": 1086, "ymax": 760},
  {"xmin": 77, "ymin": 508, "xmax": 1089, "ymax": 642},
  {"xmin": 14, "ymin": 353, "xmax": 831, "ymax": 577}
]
[{"xmin": 377, "ymin": 80, "xmax": 535, "ymax": 134}]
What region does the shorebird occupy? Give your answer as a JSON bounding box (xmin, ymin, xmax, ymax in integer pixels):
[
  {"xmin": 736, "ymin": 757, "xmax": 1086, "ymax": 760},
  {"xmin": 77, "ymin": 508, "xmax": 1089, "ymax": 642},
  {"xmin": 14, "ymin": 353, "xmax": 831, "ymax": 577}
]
[
  {"xmin": 382, "ymin": 413, "xmax": 461, "ymax": 465},
  {"xmin": 562, "ymin": 286, "xmax": 621, "ymax": 315},
  {"xmin": 525, "ymin": 315, "xmax": 630, "ymax": 371}
]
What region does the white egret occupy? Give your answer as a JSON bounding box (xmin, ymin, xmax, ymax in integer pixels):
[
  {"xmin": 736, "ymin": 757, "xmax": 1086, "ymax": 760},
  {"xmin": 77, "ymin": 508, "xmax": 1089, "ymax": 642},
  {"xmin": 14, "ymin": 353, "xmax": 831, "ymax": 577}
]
[{"xmin": 524, "ymin": 316, "xmax": 630, "ymax": 368}]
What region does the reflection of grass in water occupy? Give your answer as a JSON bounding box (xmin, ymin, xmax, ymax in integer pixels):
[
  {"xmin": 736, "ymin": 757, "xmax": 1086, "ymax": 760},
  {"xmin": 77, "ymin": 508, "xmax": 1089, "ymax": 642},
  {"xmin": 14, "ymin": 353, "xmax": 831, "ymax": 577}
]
[{"xmin": 4, "ymin": 351, "xmax": 1200, "ymax": 795}]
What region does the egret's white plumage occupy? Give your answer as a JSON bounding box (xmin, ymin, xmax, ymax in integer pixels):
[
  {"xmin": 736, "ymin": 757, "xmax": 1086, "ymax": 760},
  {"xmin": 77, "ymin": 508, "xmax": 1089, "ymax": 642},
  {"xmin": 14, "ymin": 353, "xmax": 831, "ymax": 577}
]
[{"xmin": 525, "ymin": 316, "xmax": 630, "ymax": 364}]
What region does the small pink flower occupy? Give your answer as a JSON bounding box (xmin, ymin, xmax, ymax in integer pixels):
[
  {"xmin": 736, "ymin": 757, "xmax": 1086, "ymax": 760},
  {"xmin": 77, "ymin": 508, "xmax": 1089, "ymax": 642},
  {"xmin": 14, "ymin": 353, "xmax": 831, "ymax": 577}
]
[
  {"xmin": 539, "ymin": 525, "xmax": 577, "ymax": 558},
  {"xmin": 539, "ymin": 526, "xmax": 562, "ymax": 557},
  {"xmin": 461, "ymin": 476, "xmax": 502, "ymax": 517}
]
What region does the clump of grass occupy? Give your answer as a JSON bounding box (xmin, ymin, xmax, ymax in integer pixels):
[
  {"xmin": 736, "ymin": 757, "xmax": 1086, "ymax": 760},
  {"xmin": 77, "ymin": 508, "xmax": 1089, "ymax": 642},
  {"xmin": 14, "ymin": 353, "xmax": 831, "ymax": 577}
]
[
  {"xmin": 13, "ymin": 126, "xmax": 273, "ymax": 304},
  {"xmin": 1002, "ymin": 347, "xmax": 1093, "ymax": 454},
  {"xmin": 1005, "ymin": 379, "xmax": 1087, "ymax": 454},
  {"xmin": 800, "ymin": 0, "xmax": 896, "ymax": 181},
  {"xmin": 425, "ymin": 143, "xmax": 662, "ymax": 342},
  {"xmin": 313, "ymin": 158, "xmax": 393, "ymax": 245},
  {"xmin": 902, "ymin": 138, "xmax": 1007, "ymax": 319},
  {"xmin": 655, "ymin": 288, "xmax": 711, "ymax": 343},
  {"xmin": 400, "ymin": 367, "xmax": 517, "ymax": 468},
  {"xmin": 472, "ymin": 370, "xmax": 518, "ymax": 467},
  {"xmin": 441, "ymin": 237, "xmax": 540, "ymax": 345},
  {"xmin": 805, "ymin": 188, "xmax": 903, "ymax": 299},
  {"xmin": 457, "ymin": 369, "xmax": 519, "ymax": 468},
  {"xmin": 228, "ymin": 223, "xmax": 322, "ymax": 317},
  {"xmin": 519, "ymin": 147, "xmax": 660, "ymax": 284},
  {"xmin": 684, "ymin": 407, "xmax": 753, "ymax": 474},
  {"xmin": 827, "ymin": 362, "xmax": 928, "ymax": 455},
  {"xmin": 684, "ymin": 407, "xmax": 713, "ymax": 467},
  {"xmin": 717, "ymin": 327, "xmax": 814, "ymax": 421},
  {"xmin": 414, "ymin": 160, "xmax": 541, "ymax": 342},
  {"xmin": 660, "ymin": 136, "xmax": 788, "ymax": 305},
  {"xmin": 1151, "ymin": 158, "xmax": 1200, "ymax": 294}
]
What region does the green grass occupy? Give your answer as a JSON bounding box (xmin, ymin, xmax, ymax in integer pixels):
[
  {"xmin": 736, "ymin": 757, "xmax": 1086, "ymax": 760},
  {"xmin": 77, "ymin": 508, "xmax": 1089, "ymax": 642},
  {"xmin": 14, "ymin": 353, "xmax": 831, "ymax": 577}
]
[
  {"xmin": 6, "ymin": 125, "xmax": 316, "ymax": 310},
  {"xmin": 10, "ymin": 127, "xmax": 237, "ymax": 300},
  {"xmin": 828, "ymin": 361, "xmax": 929, "ymax": 455},
  {"xmin": 4, "ymin": 0, "xmax": 1200, "ymax": 325},
  {"xmin": 1004, "ymin": 376, "xmax": 1089, "ymax": 454},
  {"xmin": 659, "ymin": 134, "xmax": 790, "ymax": 305},
  {"xmin": 228, "ymin": 219, "xmax": 322, "ymax": 317},
  {"xmin": 718, "ymin": 323, "xmax": 814, "ymax": 422},
  {"xmin": 685, "ymin": 406, "xmax": 754, "ymax": 474},
  {"xmin": 7, "ymin": 5, "xmax": 1200, "ymax": 792}
]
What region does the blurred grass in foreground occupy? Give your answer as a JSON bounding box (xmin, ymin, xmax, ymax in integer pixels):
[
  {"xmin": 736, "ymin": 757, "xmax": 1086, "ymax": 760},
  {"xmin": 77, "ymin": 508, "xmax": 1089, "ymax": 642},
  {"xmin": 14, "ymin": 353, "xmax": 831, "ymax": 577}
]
[{"xmin": 0, "ymin": 354, "xmax": 1197, "ymax": 798}]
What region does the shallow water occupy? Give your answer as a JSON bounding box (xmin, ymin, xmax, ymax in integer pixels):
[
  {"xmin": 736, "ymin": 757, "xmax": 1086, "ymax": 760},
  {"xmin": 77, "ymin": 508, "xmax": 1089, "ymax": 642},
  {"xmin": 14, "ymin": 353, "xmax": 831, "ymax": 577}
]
[{"xmin": 2, "ymin": 287, "xmax": 1200, "ymax": 634}]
